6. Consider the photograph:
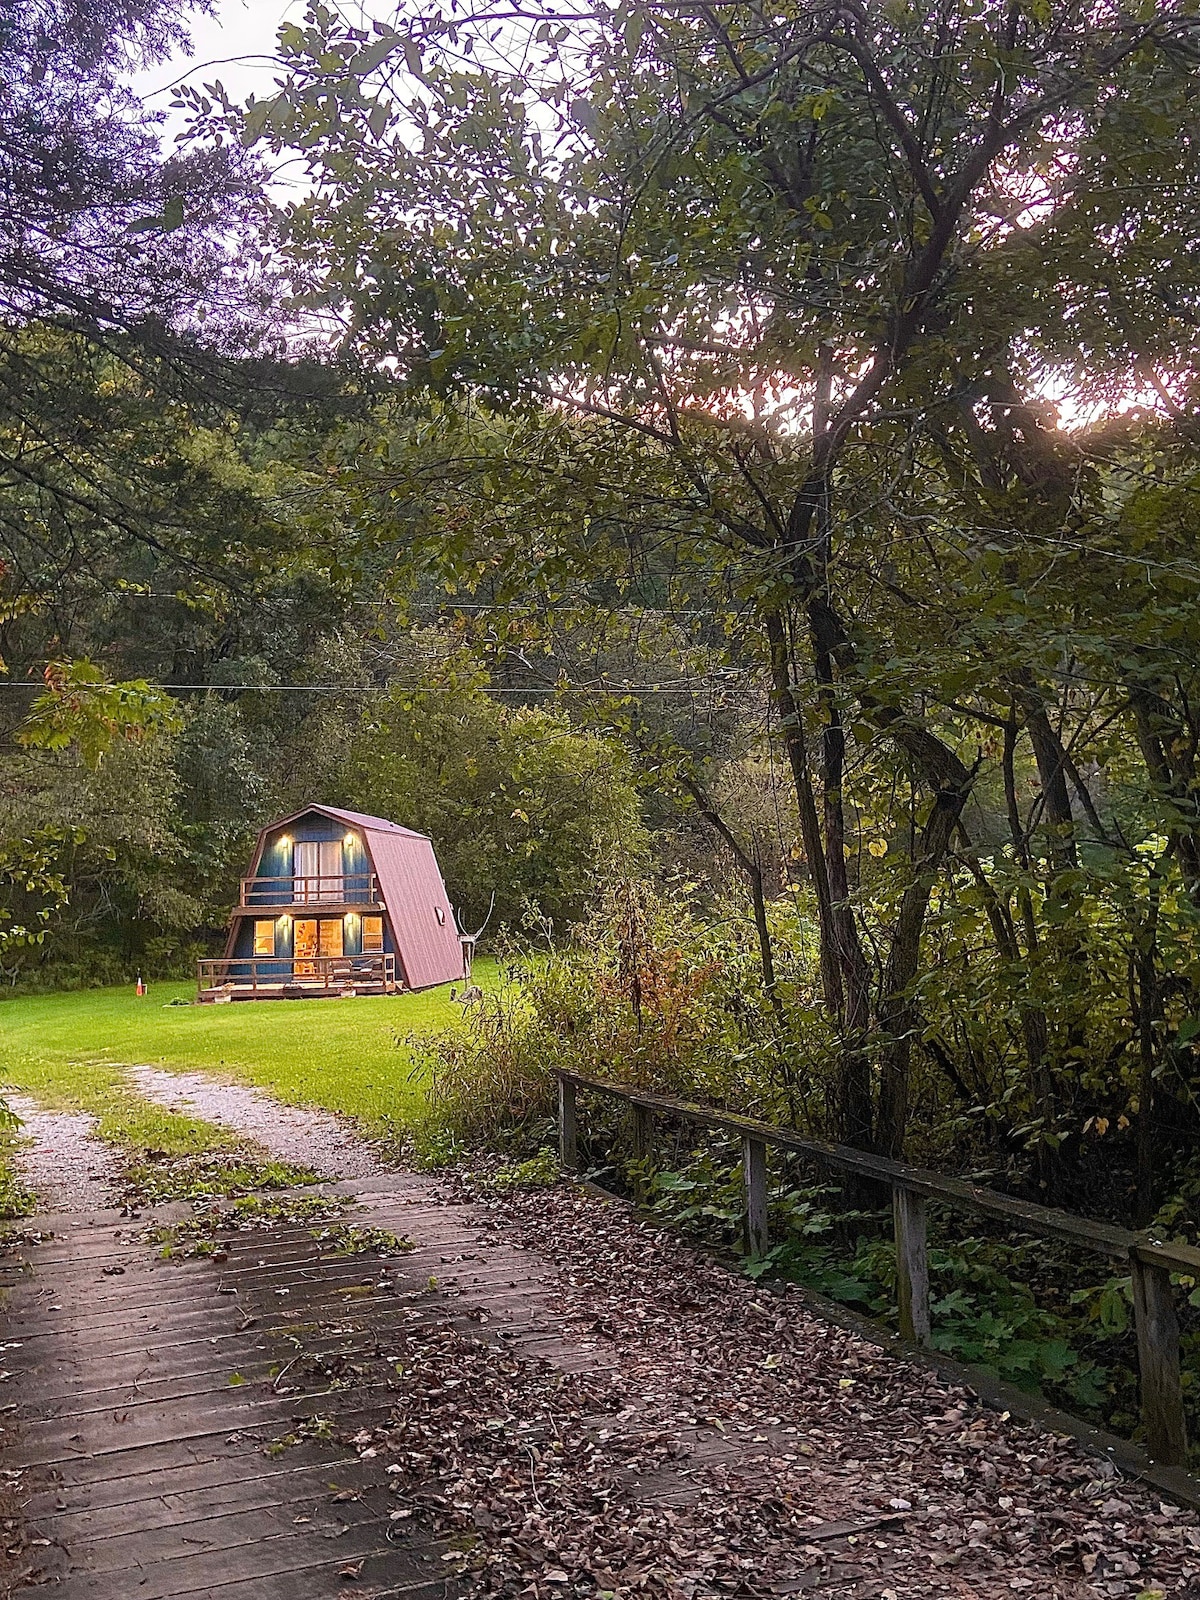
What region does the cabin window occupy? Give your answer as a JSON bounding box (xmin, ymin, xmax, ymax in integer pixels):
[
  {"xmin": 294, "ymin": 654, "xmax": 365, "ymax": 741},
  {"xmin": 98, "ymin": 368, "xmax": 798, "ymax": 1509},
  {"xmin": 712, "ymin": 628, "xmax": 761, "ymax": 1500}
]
[
  {"xmin": 362, "ymin": 915, "xmax": 384, "ymax": 953},
  {"xmin": 253, "ymin": 920, "xmax": 275, "ymax": 957},
  {"xmin": 293, "ymin": 839, "xmax": 343, "ymax": 902},
  {"xmin": 294, "ymin": 918, "xmax": 343, "ymax": 974}
]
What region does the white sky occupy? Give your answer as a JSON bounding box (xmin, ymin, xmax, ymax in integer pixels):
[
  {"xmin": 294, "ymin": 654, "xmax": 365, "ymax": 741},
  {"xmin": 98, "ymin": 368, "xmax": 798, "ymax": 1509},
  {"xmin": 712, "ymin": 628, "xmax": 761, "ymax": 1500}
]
[{"xmin": 129, "ymin": 0, "xmax": 306, "ymax": 131}]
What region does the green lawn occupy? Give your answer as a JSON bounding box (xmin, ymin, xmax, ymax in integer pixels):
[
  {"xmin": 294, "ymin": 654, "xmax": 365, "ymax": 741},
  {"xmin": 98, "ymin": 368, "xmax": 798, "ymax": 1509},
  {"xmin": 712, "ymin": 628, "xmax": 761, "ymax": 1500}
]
[{"xmin": 0, "ymin": 968, "xmax": 486, "ymax": 1138}]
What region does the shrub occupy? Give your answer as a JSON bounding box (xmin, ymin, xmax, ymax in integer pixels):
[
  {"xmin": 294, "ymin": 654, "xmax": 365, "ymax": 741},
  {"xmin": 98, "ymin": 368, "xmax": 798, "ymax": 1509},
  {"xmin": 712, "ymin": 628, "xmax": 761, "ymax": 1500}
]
[{"xmin": 413, "ymin": 878, "xmax": 823, "ymax": 1150}]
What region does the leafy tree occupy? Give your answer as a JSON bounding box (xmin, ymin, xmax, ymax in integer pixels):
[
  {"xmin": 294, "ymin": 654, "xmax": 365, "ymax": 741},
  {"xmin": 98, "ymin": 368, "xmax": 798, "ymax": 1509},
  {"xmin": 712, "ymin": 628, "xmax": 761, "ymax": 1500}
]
[
  {"xmin": 2, "ymin": 0, "xmax": 268, "ymax": 337},
  {"xmin": 340, "ymin": 682, "xmax": 648, "ymax": 931},
  {"xmin": 212, "ymin": 0, "xmax": 1200, "ymax": 1191},
  {"xmin": 0, "ymin": 657, "xmax": 180, "ymax": 968}
]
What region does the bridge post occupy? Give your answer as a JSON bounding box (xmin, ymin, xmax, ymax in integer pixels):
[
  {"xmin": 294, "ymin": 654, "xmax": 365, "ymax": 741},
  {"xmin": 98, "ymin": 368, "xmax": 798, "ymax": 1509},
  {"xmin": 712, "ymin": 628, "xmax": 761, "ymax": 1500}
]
[
  {"xmin": 558, "ymin": 1076, "xmax": 578, "ymax": 1171},
  {"xmin": 741, "ymin": 1135, "xmax": 769, "ymax": 1258},
  {"xmin": 1131, "ymin": 1253, "xmax": 1187, "ymax": 1467},
  {"xmin": 631, "ymin": 1104, "xmax": 653, "ymax": 1203},
  {"xmin": 892, "ymin": 1186, "xmax": 931, "ymax": 1348}
]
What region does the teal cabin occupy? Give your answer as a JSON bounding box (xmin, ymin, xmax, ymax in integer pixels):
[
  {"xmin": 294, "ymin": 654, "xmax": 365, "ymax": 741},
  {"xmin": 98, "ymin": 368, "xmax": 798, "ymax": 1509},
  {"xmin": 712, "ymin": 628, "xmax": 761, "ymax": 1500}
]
[{"xmin": 198, "ymin": 805, "xmax": 465, "ymax": 1001}]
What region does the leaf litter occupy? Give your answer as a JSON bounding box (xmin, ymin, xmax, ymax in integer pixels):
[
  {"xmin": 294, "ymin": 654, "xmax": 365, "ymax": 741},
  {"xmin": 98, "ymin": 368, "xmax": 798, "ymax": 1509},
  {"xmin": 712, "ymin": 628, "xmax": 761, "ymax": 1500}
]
[{"xmin": 313, "ymin": 1170, "xmax": 1200, "ymax": 1600}]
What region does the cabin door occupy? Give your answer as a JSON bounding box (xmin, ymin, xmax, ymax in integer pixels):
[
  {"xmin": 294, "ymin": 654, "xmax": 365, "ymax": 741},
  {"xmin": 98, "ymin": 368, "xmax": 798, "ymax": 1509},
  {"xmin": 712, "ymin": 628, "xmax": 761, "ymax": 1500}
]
[
  {"xmin": 293, "ymin": 918, "xmax": 343, "ymax": 976},
  {"xmin": 293, "ymin": 839, "xmax": 342, "ymax": 902}
]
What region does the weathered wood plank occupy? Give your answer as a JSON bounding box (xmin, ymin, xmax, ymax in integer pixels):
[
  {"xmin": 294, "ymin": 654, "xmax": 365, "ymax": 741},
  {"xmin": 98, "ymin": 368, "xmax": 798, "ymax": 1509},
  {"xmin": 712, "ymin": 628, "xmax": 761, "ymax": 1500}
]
[
  {"xmin": 631, "ymin": 1103, "xmax": 653, "ymax": 1202},
  {"xmin": 559, "ymin": 1074, "xmax": 579, "ymax": 1170},
  {"xmin": 1131, "ymin": 1255, "xmax": 1188, "ymax": 1467},
  {"xmin": 742, "ymin": 1135, "xmax": 769, "ymax": 1259},
  {"xmin": 892, "ymin": 1186, "xmax": 930, "ymax": 1348}
]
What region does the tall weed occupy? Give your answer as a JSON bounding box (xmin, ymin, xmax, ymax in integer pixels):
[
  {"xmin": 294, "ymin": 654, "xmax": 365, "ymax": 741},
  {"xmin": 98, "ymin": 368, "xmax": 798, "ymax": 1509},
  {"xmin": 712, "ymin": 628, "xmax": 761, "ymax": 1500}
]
[{"xmin": 413, "ymin": 880, "xmax": 823, "ymax": 1148}]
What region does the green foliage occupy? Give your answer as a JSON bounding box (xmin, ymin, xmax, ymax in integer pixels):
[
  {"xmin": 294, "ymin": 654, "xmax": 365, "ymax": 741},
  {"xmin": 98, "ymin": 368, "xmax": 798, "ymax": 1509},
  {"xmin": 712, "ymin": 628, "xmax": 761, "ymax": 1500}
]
[
  {"xmin": 341, "ymin": 682, "xmax": 649, "ymax": 932},
  {"xmin": 16, "ymin": 660, "xmax": 182, "ymax": 770},
  {"xmin": 491, "ymin": 1148, "xmax": 560, "ymax": 1191},
  {"xmin": 0, "ymin": 1150, "xmax": 36, "ymax": 1222},
  {"xmin": 188, "ymin": 0, "xmax": 1200, "ymax": 1202},
  {"xmin": 416, "ymin": 880, "xmax": 820, "ymax": 1147},
  {"xmin": 643, "ymin": 1148, "xmax": 1131, "ymax": 1422},
  {"xmin": 122, "ymin": 1152, "xmax": 320, "ymax": 1206},
  {"xmin": 153, "ymin": 1192, "xmax": 353, "ymax": 1257},
  {"xmin": 310, "ymin": 1222, "xmax": 414, "ymax": 1256}
]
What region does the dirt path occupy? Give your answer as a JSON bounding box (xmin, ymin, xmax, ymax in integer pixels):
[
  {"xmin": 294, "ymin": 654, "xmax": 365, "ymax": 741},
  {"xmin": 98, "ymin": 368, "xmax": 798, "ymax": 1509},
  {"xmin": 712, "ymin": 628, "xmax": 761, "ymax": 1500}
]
[
  {"xmin": 5, "ymin": 1094, "xmax": 119, "ymax": 1212},
  {"xmin": 126, "ymin": 1066, "xmax": 389, "ymax": 1180}
]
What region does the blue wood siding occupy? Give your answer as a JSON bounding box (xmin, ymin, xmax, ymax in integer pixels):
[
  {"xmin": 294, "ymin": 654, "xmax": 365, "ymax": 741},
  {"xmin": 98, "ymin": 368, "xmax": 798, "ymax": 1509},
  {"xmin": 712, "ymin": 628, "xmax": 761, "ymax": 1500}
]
[
  {"xmin": 244, "ymin": 813, "xmax": 373, "ymax": 905},
  {"xmin": 233, "ymin": 809, "xmax": 397, "ymax": 973}
]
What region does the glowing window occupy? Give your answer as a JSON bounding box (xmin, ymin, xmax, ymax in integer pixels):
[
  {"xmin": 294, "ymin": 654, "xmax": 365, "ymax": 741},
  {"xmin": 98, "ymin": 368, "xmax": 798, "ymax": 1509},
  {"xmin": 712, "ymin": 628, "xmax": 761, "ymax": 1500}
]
[
  {"xmin": 362, "ymin": 916, "xmax": 384, "ymax": 953},
  {"xmin": 253, "ymin": 920, "xmax": 275, "ymax": 957}
]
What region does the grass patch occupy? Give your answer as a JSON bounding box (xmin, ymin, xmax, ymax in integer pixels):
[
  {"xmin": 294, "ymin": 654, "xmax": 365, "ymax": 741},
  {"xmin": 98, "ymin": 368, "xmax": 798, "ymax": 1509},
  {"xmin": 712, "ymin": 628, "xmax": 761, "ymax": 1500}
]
[
  {"xmin": 0, "ymin": 1141, "xmax": 36, "ymax": 1222},
  {"xmin": 121, "ymin": 1151, "xmax": 321, "ymax": 1207},
  {"xmin": 0, "ymin": 966, "xmax": 495, "ymax": 1137},
  {"xmin": 151, "ymin": 1191, "xmax": 355, "ymax": 1258},
  {"xmin": 0, "ymin": 1024, "xmax": 321, "ymax": 1202},
  {"xmin": 309, "ymin": 1222, "xmax": 414, "ymax": 1258}
]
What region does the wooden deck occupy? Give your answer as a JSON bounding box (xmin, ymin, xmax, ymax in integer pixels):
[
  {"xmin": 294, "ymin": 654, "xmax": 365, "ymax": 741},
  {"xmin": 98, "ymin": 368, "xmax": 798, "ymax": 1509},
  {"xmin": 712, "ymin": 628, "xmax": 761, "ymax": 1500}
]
[
  {"xmin": 197, "ymin": 953, "xmax": 400, "ymax": 1002},
  {"xmin": 197, "ymin": 981, "xmax": 395, "ymax": 1003},
  {"xmin": 0, "ymin": 1175, "xmax": 764, "ymax": 1597}
]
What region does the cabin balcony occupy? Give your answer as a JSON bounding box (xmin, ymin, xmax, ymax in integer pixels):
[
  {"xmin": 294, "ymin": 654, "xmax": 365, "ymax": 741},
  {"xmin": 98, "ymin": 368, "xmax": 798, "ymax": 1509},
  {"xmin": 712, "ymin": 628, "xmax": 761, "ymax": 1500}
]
[
  {"xmin": 237, "ymin": 873, "xmax": 383, "ymax": 911},
  {"xmin": 197, "ymin": 953, "xmax": 398, "ymax": 1001}
]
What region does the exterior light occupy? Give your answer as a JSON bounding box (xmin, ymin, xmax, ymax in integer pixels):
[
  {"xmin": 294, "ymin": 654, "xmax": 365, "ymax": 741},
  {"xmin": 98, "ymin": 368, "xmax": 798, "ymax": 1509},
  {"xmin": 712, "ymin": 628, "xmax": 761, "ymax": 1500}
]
[
  {"xmin": 279, "ymin": 833, "xmax": 291, "ymax": 847},
  {"xmin": 344, "ymin": 832, "xmax": 356, "ymax": 846}
]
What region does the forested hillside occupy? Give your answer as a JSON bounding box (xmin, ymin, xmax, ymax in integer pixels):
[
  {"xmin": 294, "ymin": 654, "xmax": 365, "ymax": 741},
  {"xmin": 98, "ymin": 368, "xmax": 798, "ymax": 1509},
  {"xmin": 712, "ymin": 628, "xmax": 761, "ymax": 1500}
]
[{"xmin": 7, "ymin": 0, "xmax": 1200, "ymax": 1246}]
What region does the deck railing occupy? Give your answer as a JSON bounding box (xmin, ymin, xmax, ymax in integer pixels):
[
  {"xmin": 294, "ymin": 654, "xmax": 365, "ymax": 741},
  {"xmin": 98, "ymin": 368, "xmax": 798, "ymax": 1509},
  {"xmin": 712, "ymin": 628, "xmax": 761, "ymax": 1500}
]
[
  {"xmin": 197, "ymin": 953, "xmax": 397, "ymax": 994},
  {"xmin": 238, "ymin": 873, "xmax": 381, "ymax": 907},
  {"xmin": 554, "ymin": 1068, "xmax": 1199, "ymax": 1471}
]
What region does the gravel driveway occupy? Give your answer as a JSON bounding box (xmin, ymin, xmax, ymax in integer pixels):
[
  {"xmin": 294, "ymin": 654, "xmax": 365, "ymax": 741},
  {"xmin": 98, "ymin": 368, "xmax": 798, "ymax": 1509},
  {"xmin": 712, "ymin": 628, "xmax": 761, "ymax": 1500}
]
[
  {"xmin": 126, "ymin": 1065, "xmax": 390, "ymax": 1180},
  {"xmin": 5, "ymin": 1095, "xmax": 120, "ymax": 1212}
]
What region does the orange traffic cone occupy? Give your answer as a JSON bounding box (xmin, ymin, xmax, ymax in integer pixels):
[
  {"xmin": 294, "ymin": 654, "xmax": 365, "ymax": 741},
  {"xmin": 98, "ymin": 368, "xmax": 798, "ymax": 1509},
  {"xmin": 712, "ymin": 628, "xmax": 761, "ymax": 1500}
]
[{"xmin": 136, "ymin": 972, "xmax": 146, "ymax": 997}]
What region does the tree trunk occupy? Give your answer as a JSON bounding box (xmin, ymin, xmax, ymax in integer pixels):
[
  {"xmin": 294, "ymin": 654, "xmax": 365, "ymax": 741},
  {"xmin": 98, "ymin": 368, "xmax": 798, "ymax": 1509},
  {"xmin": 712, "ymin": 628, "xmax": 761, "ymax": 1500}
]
[
  {"xmin": 764, "ymin": 608, "xmax": 843, "ymax": 1019},
  {"xmin": 680, "ymin": 774, "xmax": 788, "ymax": 1039},
  {"xmin": 1012, "ymin": 674, "xmax": 1078, "ymax": 869},
  {"xmin": 1135, "ymin": 867, "xmax": 1161, "ymax": 1228},
  {"xmin": 877, "ymin": 782, "xmax": 973, "ymax": 1156}
]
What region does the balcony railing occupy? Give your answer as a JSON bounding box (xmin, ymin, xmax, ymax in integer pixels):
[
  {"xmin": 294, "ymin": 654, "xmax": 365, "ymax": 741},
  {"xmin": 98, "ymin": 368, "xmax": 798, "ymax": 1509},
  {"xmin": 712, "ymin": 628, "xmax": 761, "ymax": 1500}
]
[
  {"xmin": 198, "ymin": 954, "xmax": 397, "ymax": 995},
  {"xmin": 238, "ymin": 873, "xmax": 381, "ymax": 908}
]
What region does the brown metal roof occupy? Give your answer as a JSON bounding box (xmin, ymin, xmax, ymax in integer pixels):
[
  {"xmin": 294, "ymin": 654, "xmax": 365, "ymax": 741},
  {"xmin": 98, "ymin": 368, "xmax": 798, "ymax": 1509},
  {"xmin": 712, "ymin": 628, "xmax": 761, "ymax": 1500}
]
[
  {"xmin": 265, "ymin": 803, "xmax": 428, "ymax": 840},
  {"xmin": 366, "ymin": 830, "xmax": 464, "ymax": 989}
]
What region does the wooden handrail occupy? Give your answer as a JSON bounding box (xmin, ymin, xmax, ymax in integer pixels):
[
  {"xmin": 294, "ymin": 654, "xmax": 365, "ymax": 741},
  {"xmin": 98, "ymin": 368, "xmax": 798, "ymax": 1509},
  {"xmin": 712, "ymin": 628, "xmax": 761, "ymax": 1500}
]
[
  {"xmin": 238, "ymin": 874, "xmax": 381, "ymax": 907},
  {"xmin": 197, "ymin": 953, "xmax": 397, "ymax": 994},
  {"xmin": 554, "ymin": 1068, "xmax": 1192, "ymax": 1470}
]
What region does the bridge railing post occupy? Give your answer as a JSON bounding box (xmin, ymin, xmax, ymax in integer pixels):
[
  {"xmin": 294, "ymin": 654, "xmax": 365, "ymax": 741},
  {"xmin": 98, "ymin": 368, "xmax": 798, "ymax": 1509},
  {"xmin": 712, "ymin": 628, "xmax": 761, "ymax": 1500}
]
[
  {"xmin": 631, "ymin": 1103, "xmax": 653, "ymax": 1203},
  {"xmin": 742, "ymin": 1135, "xmax": 768, "ymax": 1258},
  {"xmin": 892, "ymin": 1185, "xmax": 931, "ymax": 1348},
  {"xmin": 558, "ymin": 1076, "xmax": 578, "ymax": 1171},
  {"xmin": 1131, "ymin": 1251, "xmax": 1187, "ymax": 1467}
]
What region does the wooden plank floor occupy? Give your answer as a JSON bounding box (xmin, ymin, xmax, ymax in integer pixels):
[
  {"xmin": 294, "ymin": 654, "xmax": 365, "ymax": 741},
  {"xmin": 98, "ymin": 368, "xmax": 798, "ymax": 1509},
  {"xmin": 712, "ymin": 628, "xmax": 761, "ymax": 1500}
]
[{"xmin": 0, "ymin": 1173, "xmax": 616, "ymax": 1598}]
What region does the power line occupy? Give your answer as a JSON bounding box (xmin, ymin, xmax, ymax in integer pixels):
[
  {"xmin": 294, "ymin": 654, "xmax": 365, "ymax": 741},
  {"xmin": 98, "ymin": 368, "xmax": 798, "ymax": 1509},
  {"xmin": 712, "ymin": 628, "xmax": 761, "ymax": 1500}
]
[
  {"xmin": 80, "ymin": 592, "xmax": 729, "ymax": 617},
  {"xmin": 0, "ymin": 680, "xmax": 743, "ymax": 696}
]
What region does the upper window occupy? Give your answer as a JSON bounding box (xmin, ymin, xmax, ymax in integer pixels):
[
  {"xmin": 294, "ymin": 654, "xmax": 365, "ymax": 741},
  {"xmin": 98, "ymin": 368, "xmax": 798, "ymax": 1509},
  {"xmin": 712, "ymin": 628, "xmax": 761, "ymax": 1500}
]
[
  {"xmin": 293, "ymin": 839, "xmax": 343, "ymax": 902},
  {"xmin": 253, "ymin": 920, "xmax": 275, "ymax": 957},
  {"xmin": 362, "ymin": 915, "xmax": 384, "ymax": 953}
]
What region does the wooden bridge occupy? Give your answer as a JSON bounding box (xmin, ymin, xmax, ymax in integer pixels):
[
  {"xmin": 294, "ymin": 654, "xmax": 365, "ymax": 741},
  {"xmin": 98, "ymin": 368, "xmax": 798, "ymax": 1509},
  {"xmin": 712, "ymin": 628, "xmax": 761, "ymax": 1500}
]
[
  {"xmin": 2, "ymin": 1087, "xmax": 1199, "ymax": 1598},
  {"xmin": 555, "ymin": 1069, "xmax": 1200, "ymax": 1480}
]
